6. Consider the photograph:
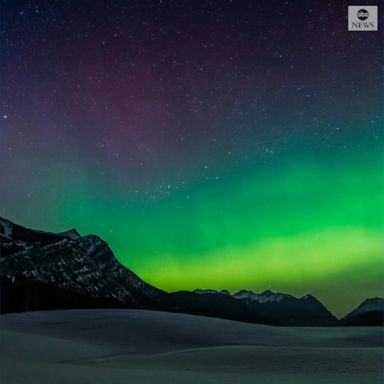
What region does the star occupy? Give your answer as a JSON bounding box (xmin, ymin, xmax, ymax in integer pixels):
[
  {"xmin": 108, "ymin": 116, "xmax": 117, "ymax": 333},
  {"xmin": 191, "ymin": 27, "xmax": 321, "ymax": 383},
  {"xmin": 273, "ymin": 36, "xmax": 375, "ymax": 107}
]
[{"xmin": 0, "ymin": 0, "xmax": 381, "ymax": 315}]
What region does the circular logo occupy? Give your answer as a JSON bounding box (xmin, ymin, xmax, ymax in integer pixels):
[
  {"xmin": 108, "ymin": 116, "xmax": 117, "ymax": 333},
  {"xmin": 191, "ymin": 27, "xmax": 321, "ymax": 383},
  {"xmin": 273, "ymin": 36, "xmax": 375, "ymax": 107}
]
[{"xmin": 357, "ymin": 9, "xmax": 369, "ymax": 20}]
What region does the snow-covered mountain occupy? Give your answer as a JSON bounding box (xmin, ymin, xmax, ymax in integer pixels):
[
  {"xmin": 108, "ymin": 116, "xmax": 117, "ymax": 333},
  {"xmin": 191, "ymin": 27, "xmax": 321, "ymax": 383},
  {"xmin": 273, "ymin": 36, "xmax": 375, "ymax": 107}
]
[
  {"xmin": 347, "ymin": 298, "xmax": 384, "ymax": 316},
  {"xmin": 233, "ymin": 289, "xmax": 294, "ymax": 303},
  {"xmin": 2, "ymin": 217, "xmax": 379, "ymax": 326},
  {"xmin": 0, "ymin": 217, "xmax": 169, "ymax": 312},
  {"xmin": 194, "ymin": 289, "xmax": 231, "ymax": 296},
  {"xmin": 341, "ymin": 298, "xmax": 384, "ymax": 325},
  {"xmin": 188, "ymin": 287, "xmax": 337, "ymax": 325}
]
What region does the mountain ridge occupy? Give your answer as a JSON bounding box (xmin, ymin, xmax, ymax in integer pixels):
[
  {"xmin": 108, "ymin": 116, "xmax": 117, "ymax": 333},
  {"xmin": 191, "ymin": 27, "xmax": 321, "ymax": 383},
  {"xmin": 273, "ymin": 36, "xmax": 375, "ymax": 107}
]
[
  {"xmin": 1, "ymin": 217, "xmax": 382, "ymax": 326},
  {"xmin": 340, "ymin": 297, "xmax": 384, "ymax": 326}
]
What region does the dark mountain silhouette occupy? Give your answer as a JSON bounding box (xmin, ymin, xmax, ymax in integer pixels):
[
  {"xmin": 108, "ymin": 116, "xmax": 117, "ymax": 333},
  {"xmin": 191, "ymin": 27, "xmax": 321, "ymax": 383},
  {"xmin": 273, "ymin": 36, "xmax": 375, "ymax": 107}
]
[
  {"xmin": 169, "ymin": 290, "xmax": 275, "ymax": 325},
  {"xmin": 236, "ymin": 290, "xmax": 336, "ymax": 326},
  {"xmin": 180, "ymin": 288, "xmax": 337, "ymax": 326},
  {"xmin": 0, "ymin": 217, "xmax": 170, "ymax": 313},
  {"xmin": 340, "ymin": 298, "xmax": 384, "ymax": 326},
  {"xmin": 0, "ymin": 217, "xmax": 379, "ymax": 326}
]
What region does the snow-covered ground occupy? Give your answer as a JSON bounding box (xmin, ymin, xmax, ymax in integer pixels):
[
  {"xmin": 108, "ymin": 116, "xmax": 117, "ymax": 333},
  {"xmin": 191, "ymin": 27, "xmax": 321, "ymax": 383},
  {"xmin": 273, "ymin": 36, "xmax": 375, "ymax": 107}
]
[{"xmin": 0, "ymin": 309, "xmax": 382, "ymax": 384}]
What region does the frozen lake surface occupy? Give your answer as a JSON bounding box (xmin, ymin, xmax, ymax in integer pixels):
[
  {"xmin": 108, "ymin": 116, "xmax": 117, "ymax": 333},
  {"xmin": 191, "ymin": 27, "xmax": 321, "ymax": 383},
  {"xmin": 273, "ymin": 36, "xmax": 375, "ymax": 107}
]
[{"xmin": 0, "ymin": 309, "xmax": 383, "ymax": 384}]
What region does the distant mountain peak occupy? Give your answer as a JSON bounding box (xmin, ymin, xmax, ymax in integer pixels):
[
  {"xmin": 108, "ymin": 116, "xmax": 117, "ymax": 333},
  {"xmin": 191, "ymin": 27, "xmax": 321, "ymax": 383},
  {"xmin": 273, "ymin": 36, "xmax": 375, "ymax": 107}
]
[
  {"xmin": 179, "ymin": 286, "xmax": 337, "ymax": 325},
  {"xmin": 0, "ymin": 216, "xmax": 167, "ymax": 312},
  {"xmin": 362, "ymin": 297, "xmax": 383, "ymax": 304},
  {"xmin": 193, "ymin": 289, "xmax": 231, "ymax": 296},
  {"xmin": 3, "ymin": 216, "xmax": 378, "ymax": 327},
  {"xmin": 344, "ymin": 297, "xmax": 384, "ymax": 319},
  {"xmin": 341, "ymin": 297, "xmax": 384, "ymax": 326},
  {"xmin": 199, "ymin": 289, "xmax": 323, "ymax": 305},
  {"xmin": 233, "ymin": 289, "xmax": 294, "ymax": 303},
  {"xmin": 57, "ymin": 229, "xmax": 81, "ymax": 240},
  {"xmin": 301, "ymin": 294, "xmax": 316, "ymax": 300}
]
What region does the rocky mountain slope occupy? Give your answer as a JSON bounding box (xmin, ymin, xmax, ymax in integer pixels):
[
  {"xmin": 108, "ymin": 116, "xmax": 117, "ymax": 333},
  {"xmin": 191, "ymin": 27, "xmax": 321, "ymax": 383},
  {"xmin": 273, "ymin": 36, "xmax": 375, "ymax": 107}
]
[
  {"xmin": 1, "ymin": 217, "xmax": 380, "ymax": 326},
  {"xmin": 186, "ymin": 288, "xmax": 337, "ymax": 325},
  {"xmin": 340, "ymin": 298, "xmax": 384, "ymax": 325},
  {"xmin": 0, "ymin": 217, "xmax": 169, "ymax": 313}
]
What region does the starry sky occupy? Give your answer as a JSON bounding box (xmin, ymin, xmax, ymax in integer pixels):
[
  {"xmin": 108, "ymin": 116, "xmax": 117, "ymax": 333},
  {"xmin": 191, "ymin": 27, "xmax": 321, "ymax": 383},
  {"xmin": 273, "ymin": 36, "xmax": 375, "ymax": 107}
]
[{"xmin": 1, "ymin": 0, "xmax": 383, "ymax": 317}]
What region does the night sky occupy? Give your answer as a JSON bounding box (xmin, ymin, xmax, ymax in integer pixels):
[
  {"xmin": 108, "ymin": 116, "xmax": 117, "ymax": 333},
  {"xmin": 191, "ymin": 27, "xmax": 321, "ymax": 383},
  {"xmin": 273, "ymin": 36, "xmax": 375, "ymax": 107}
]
[{"xmin": 1, "ymin": 0, "xmax": 383, "ymax": 316}]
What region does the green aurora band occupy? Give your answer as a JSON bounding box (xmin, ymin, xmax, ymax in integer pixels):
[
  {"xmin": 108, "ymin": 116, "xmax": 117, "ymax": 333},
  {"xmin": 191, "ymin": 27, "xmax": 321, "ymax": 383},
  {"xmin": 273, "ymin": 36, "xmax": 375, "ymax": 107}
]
[
  {"xmin": 51, "ymin": 141, "xmax": 383, "ymax": 318},
  {"xmin": 2, "ymin": 1, "xmax": 383, "ymax": 319}
]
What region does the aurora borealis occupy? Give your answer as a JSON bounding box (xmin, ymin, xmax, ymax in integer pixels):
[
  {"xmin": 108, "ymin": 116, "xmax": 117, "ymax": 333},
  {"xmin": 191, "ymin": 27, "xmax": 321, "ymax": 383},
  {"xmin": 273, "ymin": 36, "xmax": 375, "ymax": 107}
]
[{"xmin": 1, "ymin": 1, "xmax": 383, "ymax": 317}]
